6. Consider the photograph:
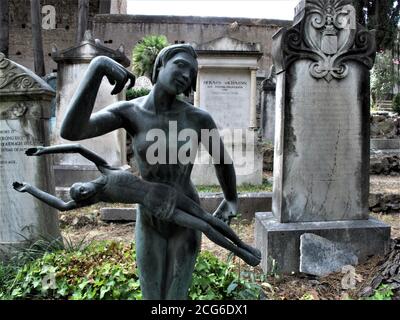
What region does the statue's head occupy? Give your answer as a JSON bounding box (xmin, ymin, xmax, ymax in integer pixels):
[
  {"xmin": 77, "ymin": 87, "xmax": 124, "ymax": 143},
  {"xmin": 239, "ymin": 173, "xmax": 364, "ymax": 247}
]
[
  {"xmin": 70, "ymin": 182, "xmax": 98, "ymax": 201},
  {"xmin": 152, "ymin": 44, "xmax": 198, "ymax": 97}
]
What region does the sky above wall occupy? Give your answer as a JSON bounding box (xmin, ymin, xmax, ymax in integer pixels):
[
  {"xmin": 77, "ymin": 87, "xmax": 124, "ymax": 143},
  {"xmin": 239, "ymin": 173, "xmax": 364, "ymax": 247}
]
[{"xmin": 127, "ymin": 0, "xmax": 299, "ymax": 21}]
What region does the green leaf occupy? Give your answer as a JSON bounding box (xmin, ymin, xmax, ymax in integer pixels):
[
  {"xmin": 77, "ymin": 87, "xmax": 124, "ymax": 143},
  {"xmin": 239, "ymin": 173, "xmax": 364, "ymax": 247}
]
[{"xmin": 227, "ymin": 282, "xmax": 238, "ymax": 294}]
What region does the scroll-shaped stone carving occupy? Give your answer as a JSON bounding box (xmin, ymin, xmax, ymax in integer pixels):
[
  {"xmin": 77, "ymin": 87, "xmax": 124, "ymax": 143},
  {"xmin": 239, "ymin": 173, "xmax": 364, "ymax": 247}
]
[
  {"xmin": 274, "ymin": 0, "xmax": 376, "ymax": 82},
  {"xmin": 0, "ymin": 53, "xmax": 40, "ymax": 90}
]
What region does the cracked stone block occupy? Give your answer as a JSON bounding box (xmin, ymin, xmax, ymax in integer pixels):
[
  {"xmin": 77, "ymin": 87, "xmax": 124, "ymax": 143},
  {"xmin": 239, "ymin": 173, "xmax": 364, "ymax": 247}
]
[{"xmin": 299, "ymin": 233, "xmax": 358, "ymax": 277}]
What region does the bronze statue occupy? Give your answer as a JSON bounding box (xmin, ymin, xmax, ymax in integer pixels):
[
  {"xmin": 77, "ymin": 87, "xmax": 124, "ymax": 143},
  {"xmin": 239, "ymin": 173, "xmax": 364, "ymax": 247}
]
[
  {"xmin": 15, "ymin": 44, "xmax": 256, "ymax": 299},
  {"xmin": 13, "ymin": 144, "xmax": 260, "ymax": 268}
]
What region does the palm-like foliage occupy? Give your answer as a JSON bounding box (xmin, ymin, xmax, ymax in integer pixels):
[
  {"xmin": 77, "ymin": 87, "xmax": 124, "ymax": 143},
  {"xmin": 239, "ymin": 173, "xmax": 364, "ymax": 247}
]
[{"xmin": 131, "ymin": 35, "xmax": 169, "ymax": 78}]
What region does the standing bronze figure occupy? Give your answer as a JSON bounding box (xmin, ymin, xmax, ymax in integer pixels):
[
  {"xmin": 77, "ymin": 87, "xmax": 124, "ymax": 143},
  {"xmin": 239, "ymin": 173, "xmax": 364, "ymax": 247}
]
[{"xmin": 17, "ymin": 44, "xmax": 258, "ymax": 299}]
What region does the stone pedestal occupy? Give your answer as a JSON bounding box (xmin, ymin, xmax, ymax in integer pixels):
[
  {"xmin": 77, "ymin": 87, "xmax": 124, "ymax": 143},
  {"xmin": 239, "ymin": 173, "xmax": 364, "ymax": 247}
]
[
  {"xmin": 255, "ymin": 0, "xmax": 391, "ymax": 274},
  {"xmin": 51, "ymin": 31, "xmax": 130, "ymax": 187},
  {"xmin": 0, "ymin": 53, "xmax": 61, "ymax": 261},
  {"xmin": 255, "ymin": 212, "xmax": 390, "ymax": 274},
  {"xmin": 192, "ymin": 37, "xmax": 264, "ymax": 185}
]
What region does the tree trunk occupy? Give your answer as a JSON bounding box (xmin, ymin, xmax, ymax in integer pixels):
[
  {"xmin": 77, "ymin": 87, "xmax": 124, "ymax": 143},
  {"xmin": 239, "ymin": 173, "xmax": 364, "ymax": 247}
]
[
  {"xmin": 0, "ymin": 0, "xmax": 9, "ymax": 57},
  {"xmin": 76, "ymin": 0, "xmax": 89, "ymax": 44},
  {"xmin": 30, "ymin": 0, "xmax": 45, "ymax": 76}
]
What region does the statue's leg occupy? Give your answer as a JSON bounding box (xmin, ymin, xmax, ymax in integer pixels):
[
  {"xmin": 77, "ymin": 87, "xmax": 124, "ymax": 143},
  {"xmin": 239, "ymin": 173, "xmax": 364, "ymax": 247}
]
[
  {"xmin": 135, "ymin": 208, "xmax": 167, "ymax": 300},
  {"xmin": 164, "ymin": 227, "xmax": 201, "ymax": 300}
]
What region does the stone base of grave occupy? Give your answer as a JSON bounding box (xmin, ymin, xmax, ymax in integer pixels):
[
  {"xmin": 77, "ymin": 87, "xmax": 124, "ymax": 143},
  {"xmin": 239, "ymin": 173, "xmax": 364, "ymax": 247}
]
[
  {"xmin": 54, "ymin": 165, "xmax": 102, "ymax": 187},
  {"xmin": 54, "ymin": 164, "xmax": 131, "ymax": 187},
  {"xmin": 200, "ymin": 192, "xmax": 272, "ymax": 221},
  {"xmin": 100, "ymin": 207, "xmax": 137, "ymax": 222},
  {"xmin": 255, "ymin": 212, "xmax": 391, "ymax": 274}
]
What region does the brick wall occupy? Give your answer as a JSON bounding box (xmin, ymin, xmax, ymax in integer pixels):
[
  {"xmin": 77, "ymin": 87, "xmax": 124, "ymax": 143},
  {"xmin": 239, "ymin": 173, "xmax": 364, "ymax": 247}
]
[
  {"xmin": 9, "ymin": 0, "xmax": 100, "ymax": 72},
  {"xmin": 93, "ymin": 15, "xmax": 291, "ymax": 75}
]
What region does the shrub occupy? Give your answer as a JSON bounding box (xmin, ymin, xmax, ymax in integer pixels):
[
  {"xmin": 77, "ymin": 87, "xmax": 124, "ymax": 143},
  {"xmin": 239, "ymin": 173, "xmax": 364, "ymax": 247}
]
[
  {"xmin": 367, "ymin": 284, "xmax": 394, "ymax": 300},
  {"xmin": 126, "ymin": 87, "xmax": 151, "ymax": 101},
  {"xmin": 0, "ymin": 241, "xmax": 261, "ymax": 300},
  {"xmin": 1, "ymin": 241, "xmax": 140, "ymax": 300},
  {"xmin": 189, "ymin": 252, "xmax": 261, "ymax": 300},
  {"xmin": 392, "ymin": 93, "xmax": 400, "ymax": 114}
]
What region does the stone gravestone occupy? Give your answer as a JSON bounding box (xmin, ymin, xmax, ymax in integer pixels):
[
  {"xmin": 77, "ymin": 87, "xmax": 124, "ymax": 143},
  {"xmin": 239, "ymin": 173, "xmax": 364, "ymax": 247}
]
[
  {"xmin": 192, "ymin": 37, "xmax": 264, "ymax": 185},
  {"xmin": 0, "ymin": 53, "xmax": 61, "ymax": 260},
  {"xmin": 44, "ymin": 73, "xmax": 57, "ymax": 136},
  {"xmin": 255, "ymin": 0, "xmax": 391, "ymax": 274},
  {"xmin": 261, "ymin": 65, "xmax": 276, "ymax": 144},
  {"xmin": 51, "ymin": 31, "xmax": 130, "ymax": 188}
]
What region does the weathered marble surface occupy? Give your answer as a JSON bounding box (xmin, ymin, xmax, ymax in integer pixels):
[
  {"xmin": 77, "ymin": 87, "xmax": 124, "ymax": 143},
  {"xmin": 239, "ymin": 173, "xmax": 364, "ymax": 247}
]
[
  {"xmin": 275, "ymin": 61, "xmax": 370, "ymax": 222},
  {"xmin": 192, "ymin": 36, "xmax": 264, "ymax": 185},
  {"xmin": 0, "ymin": 54, "xmax": 60, "ymax": 260},
  {"xmin": 199, "ymin": 69, "xmax": 251, "ymax": 129},
  {"xmin": 299, "ymin": 233, "xmax": 358, "ymax": 276},
  {"xmin": 256, "ymin": 0, "xmax": 390, "ymax": 274},
  {"xmin": 255, "ymin": 212, "xmax": 390, "ymax": 274},
  {"xmin": 261, "ymin": 67, "xmax": 276, "ymax": 143},
  {"xmin": 51, "ymin": 32, "xmax": 129, "ymax": 185}
]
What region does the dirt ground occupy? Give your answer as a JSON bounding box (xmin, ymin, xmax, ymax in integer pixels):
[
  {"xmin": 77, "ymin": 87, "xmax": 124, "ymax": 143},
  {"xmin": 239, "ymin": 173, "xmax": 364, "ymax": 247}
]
[
  {"xmin": 59, "ymin": 175, "xmax": 399, "ymax": 300},
  {"xmin": 60, "ymin": 214, "xmax": 400, "ymax": 300}
]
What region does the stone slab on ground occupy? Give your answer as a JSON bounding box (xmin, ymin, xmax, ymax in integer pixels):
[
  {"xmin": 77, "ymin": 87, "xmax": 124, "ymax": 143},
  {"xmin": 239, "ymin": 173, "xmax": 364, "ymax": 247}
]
[
  {"xmin": 100, "ymin": 207, "xmax": 137, "ymax": 222},
  {"xmin": 56, "ymin": 189, "xmax": 273, "ymax": 222},
  {"xmin": 200, "ymin": 192, "xmax": 272, "ymax": 221},
  {"xmin": 371, "ymin": 139, "xmax": 400, "ymax": 150},
  {"xmin": 299, "ymin": 233, "xmax": 358, "ymax": 277},
  {"xmin": 255, "ymin": 212, "xmax": 391, "ymax": 274}
]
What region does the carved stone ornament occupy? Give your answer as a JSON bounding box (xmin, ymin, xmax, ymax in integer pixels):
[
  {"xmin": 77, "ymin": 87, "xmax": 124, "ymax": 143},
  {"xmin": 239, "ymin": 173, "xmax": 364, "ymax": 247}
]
[
  {"xmin": 274, "ymin": 0, "xmax": 376, "ymax": 82},
  {"xmin": 0, "ymin": 53, "xmax": 40, "ymax": 90}
]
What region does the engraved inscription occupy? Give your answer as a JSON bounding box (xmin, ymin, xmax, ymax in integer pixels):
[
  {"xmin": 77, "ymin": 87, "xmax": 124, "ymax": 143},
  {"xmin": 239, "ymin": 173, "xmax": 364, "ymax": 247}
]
[
  {"xmin": 200, "ymin": 70, "xmax": 251, "ymax": 129},
  {"xmin": 0, "ymin": 121, "xmax": 42, "ymax": 242}
]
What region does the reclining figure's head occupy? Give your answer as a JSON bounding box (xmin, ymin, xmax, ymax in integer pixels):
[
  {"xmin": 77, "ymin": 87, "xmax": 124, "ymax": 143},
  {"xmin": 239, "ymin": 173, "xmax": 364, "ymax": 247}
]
[{"xmin": 70, "ymin": 182, "xmax": 97, "ymax": 201}]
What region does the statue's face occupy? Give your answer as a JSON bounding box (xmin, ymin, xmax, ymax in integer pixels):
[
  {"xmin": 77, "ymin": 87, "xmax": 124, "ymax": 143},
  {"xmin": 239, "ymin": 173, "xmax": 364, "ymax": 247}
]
[
  {"xmin": 157, "ymin": 52, "xmax": 197, "ymax": 95},
  {"xmin": 70, "ymin": 182, "xmax": 96, "ymax": 201}
]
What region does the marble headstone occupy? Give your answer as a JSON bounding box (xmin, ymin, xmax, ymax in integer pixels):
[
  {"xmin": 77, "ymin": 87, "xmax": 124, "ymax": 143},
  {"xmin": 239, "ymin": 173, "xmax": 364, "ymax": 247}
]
[
  {"xmin": 261, "ymin": 66, "xmax": 276, "ymax": 144},
  {"xmin": 0, "ymin": 54, "xmax": 61, "ymax": 260},
  {"xmin": 255, "ymin": 0, "xmax": 390, "ymax": 274},
  {"xmin": 192, "ymin": 37, "xmax": 264, "ymax": 185},
  {"xmin": 51, "ymin": 31, "xmax": 130, "ymax": 187}
]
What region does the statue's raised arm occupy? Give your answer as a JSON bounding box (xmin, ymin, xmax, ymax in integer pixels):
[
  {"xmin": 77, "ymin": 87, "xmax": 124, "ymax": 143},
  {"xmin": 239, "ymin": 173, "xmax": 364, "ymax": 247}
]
[
  {"xmin": 25, "ymin": 144, "xmax": 115, "ymax": 172},
  {"xmin": 60, "ymin": 56, "xmax": 135, "ymax": 141}
]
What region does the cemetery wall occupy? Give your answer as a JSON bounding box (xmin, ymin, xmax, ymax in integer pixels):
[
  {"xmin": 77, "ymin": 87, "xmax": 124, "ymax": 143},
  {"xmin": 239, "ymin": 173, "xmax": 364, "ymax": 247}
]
[
  {"xmin": 8, "ymin": 0, "xmax": 101, "ymax": 72},
  {"xmin": 7, "ymin": 3, "xmax": 290, "ymax": 76},
  {"xmin": 93, "ymin": 15, "xmax": 290, "ymax": 75}
]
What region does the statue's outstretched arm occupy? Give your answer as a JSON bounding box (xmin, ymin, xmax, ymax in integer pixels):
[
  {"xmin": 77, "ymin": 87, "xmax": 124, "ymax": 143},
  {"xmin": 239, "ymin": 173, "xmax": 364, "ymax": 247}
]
[
  {"xmin": 60, "ymin": 56, "xmax": 135, "ymax": 141},
  {"xmin": 25, "ymin": 144, "xmax": 111, "ymax": 170},
  {"xmin": 13, "ymin": 182, "xmax": 77, "ymax": 211}
]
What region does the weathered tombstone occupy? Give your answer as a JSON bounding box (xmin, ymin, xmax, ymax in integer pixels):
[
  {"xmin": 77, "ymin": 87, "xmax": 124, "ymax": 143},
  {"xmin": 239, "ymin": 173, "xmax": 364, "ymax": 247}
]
[
  {"xmin": 261, "ymin": 65, "xmax": 276, "ymax": 143},
  {"xmin": 44, "ymin": 72, "xmax": 57, "ymax": 135},
  {"xmin": 192, "ymin": 37, "xmax": 264, "ymax": 185},
  {"xmin": 51, "ymin": 31, "xmax": 130, "ymax": 188},
  {"xmin": 0, "ymin": 53, "xmax": 61, "ymax": 260},
  {"xmin": 255, "ymin": 0, "xmax": 391, "ymax": 274}
]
